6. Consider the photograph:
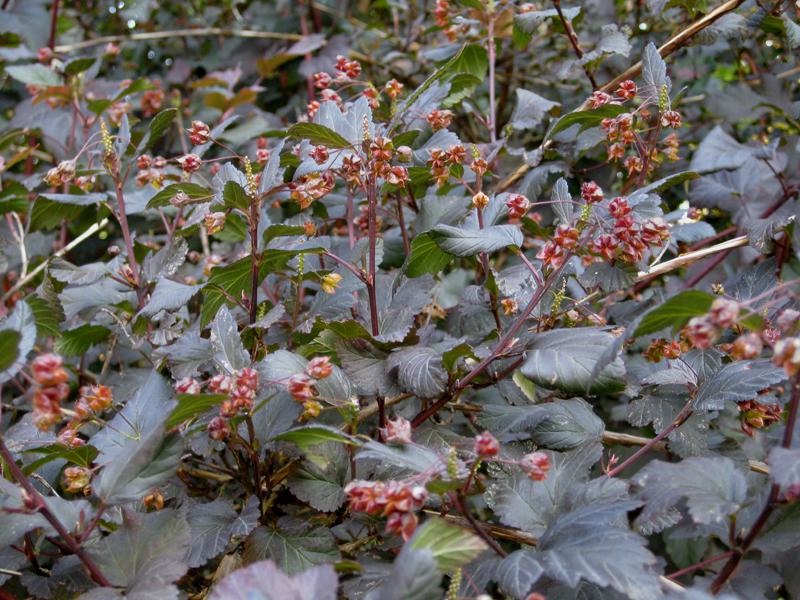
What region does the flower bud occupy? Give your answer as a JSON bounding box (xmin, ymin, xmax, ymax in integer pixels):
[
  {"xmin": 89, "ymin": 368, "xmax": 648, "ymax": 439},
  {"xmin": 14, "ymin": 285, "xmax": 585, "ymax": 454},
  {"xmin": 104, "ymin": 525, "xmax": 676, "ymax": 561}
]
[
  {"xmin": 204, "ymin": 211, "xmax": 227, "ymax": 234},
  {"xmin": 175, "ymin": 377, "xmax": 202, "ymax": 395},
  {"xmin": 188, "ymin": 120, "xmax": 210, "ymax": 145},
  {"xmin": 708, "ymin": 298, "xmax": 739, "ymax": 328},
  {"xmin": 62, "ymin": 466, "xmax": 91, "ymax": 493},
  {"xmin": 472, "ymin": 191, "xmax": 489, "ymax": 209},
  {"xmin": 519, "ymin": 451, "xmax": 550, "ymax": 481},
  {"xmin": 395, "ymin": 145, "xmax": 413, "ymax": 163},
  {"xmin": 321, "ymin": 272, "xmax": 343, "ymax": 294},
  {"xmin": 381, "ymin": 416, "xmax": 412, "ymax": 444},
  {"xmin": 474, "ymin": 431, "xmax": 500, "ymax": 457},
  {"xmin": 307, "ymin": 356, "xmax": 333, "ymax": 379},
  {"xmin": 31, "ymin": 353, "xmax": 69, "ymax": 386},
  {"xmin": 208, "ymin": 416, "xmax": 231, "ymax": 440}
]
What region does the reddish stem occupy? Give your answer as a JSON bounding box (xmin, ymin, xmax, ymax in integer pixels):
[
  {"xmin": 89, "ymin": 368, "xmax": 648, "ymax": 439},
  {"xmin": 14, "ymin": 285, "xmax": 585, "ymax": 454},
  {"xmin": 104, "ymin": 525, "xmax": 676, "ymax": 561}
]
[{"xmin": 0, "ymin": 438, "xmax": 111, "ymax": 587}]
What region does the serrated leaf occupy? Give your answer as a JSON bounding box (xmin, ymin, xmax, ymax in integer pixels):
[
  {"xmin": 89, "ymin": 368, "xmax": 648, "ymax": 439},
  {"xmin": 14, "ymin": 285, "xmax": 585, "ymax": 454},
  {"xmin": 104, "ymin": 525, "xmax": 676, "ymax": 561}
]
[
  {"xmin": 549, "ymin": 104, "xmax": 627, "ymax": 137},
  {"xmin": 496, "ymin": 550, "xmax": 545, "ymax": 599},
  {"xmin": 288, "ymin": 442, "xmax": 350, "ymax": 512},
  {"xmin": 88, "ymin": 509, "xmax": 191, "ymax": 592},
  {"xmin": 641, "ymin": 42, "xmax": 671, "ymax": 97},
  {"xmin": 406, "ymin": 233, "xmax": 452, "ymax": 277},
  {"xmin": 95, "ymin": 426, "xmax": 182, "ymax": 504},
  {"xmin": 208, "ymin": 559, "xmax": 337, "ymax": 600},
  {"xmin": 166, "ymin": 393, "xmax": 228, "ymax": 429},
  {"xmin": 288, "ymin": 122, "xmax": 352, "ymax": 148},
  {"xmin": 376, "ymin": 548, "xmax": 441, "ymax": 600},
  {"xmin": 147, "ymin": 182, "xmax": 210, "ymax": 208},
  {"xmin": 146, "ymin": 108, "xmax": 178, "ymax": 149},
  {"xmin": 693, "ymin": 360, "xmax": 786, "ymax": 411},
  {"xmin": 520, "ymin": 328, "xmax": 626, "ymax": 395},
  {"xmin": 634, "ymin": 290, "xmax": 716, "ymax": 336},
  {"xmin": 38, "ymin": 192, "xmax": 107, "ymax": 206},
  {"xmin": 139, "ymin": 278, "xmax": 202, "ymax": 318},
  {"xmin": 186, "ymin": 497, "xmax": 259, "ymax": 568},
  {"xmin": 769, "ymin": 448, "xmax": 800, "ymax": 488},
  {"xmin": 430, "ymin": 224, "xmax": 523, "ymax": 256},
  {"xmin": 0, "ymin": 301, "xmax": 36, "ymax": 384},
  {"xmin": 551, "ymin": 177, "xmax": 573, "ymax": 225},
  {"xmin": 535, "ymin": 502, "xmax": 660, "ymax": 600},
  {"xmin": 272, "ymin": 425, "xmax": 356, "ymax": 452},
  {"xmin": 387, "ymin": 345, "xmax": 447, "ymax": 399},
  {"xmin": 408, "ymin": 517, "xmax": 487, "ymax": 571},
  {"xmin": 634, "ymin": 456, "xmax": 747, "ymax": 526},
  {"xmin": 510, "ymin": 88, "xmax": 560, "ymax": 131},
  {"xmin": 54, "ymin": 324, "xmax": 110, "ymax": 356},
  {"xmin": 210, "ymin": 305, "xmax": 249, "ymax": 374},
  {"xmin": 5, "ymin": 63, "xmax": 62, "ymax": 86},
  {"xmin": 243, "ymin": 516, "xmax": 340, "ymax": 575}
]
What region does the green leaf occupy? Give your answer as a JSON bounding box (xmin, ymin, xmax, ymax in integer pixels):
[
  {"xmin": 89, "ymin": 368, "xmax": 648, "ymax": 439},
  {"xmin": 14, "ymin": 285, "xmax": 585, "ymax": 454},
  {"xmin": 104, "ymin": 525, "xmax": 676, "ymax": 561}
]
[
  {"xmin": 23, "ymin": 444, "xmax": 99, "ymax": 475},
  {"xmin": 0, "ymin": 330, "xmax": 21, "ymax": 375},
  {"xmin": 634, "ymin": 290, "xmax": 715, "ymax": 336},
  {"xmin": 223, "ymin": 180, "xmax": 250, "ymax": 212},
  {"xmin": 147, "ymin": 182, "xmax": 210, "ymax": 209},
  {"xmin": 263, "ymin": 224, "xmax": 306, "ymax": 245},
  {"xmin": 63, "ymin": 57, "xmax": 96, "ymax": 77},
  {"xmin": 446, "ymin": 43, "xmax": 488, "ymax": 79},
  {"xmin": 30, "ymin": 199, "xmax": 88, "ymax": 230},
  {"xmin": 166, "ymin": 393, "xmax": 228, "ymax": 429},
  {"xmin": 406, "ymin": 233, "xmax": 452, "ymax": 277},
  {"xmin": 272, "ymin": 425, "xmax": 356, "ymax": 452},
  {"xmin": 25, "ymin": 294, "xmax": 63, "ymax": 338},
  {"xmin": 201, "ymin": 249, "xmax": 322, "ymax": 325},
  {"xmin": 287, "ymin": 123, "xmax": 352, "ymax": 148},
  {"xmin": 408, "ymin": 517, "xmax": 487, "ymax": 571},
  {"xmin": 548, "ymin": 104, "xmax": 628, "ymax": 137},
  {"xmin": 146, "ymin": 107, "xmax": 178, "ymax": 149},
  {"xmin": 54, "ymin": 324, "xmax": 110, "ymax": 356}
]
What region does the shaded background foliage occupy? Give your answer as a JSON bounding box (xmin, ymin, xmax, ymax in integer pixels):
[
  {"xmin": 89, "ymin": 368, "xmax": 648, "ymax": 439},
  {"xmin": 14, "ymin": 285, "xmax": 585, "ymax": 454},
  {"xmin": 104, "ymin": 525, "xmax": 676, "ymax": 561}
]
[{"xmin": 0, "ymin": 1, "xmax": 799, "ymax": 599}]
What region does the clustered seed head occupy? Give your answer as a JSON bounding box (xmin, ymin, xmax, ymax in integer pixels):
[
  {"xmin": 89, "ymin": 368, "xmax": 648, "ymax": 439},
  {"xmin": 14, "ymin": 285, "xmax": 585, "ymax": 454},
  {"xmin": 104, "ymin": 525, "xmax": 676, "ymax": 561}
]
[{"xmin": 345, "ymin": 479, "xmax": 428, "ymax": 540}]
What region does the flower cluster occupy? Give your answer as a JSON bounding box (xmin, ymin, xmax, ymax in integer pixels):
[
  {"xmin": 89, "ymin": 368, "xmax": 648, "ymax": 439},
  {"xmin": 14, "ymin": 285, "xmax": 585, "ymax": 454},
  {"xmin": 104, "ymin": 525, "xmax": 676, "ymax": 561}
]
[
  {"xmin": 536, "ymin": 189, "xmax": 669, "ymax": 271},
  {"xmin": 30, "ymin": 354, "xmax": 70, "ymax": 431},
  {"xmin": 684, "ymin": 298, "xmax": 742, "ymax": 350},
  {"xmin": 344, "ymin": 479, "xmax": 429, "ymax": 540},
  {"xmin": 135, "ymin": 154, "xmax": 168, "ymax": 188},
  {"xmin": 172, "ymin": 368, "xmax": 258, "ymax": 441},
  {"xmin": 588, "ymin": 80, "xmax": 683, "ymax": 174},
  {"xmin": 286, "ymin": 356, "xmax": 334, "ymax": 420},
  {"xmin": 737, "ymin": 399, "xmax": 782, "ymax": 436}
]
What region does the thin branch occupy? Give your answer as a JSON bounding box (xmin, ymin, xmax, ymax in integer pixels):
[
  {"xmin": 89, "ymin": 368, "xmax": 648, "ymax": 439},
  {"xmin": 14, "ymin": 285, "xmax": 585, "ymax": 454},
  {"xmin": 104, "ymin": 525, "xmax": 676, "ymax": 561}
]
[
  {"xmin": 666, "ymin": 551, "xmax": 733, "ymax": 581},
  {"xmin": 1, "ymin": 218, "xmax": 109, "ymax": 303},
  {"xmin": 710, "ymin": 375, "xmax": 800, "ymax": 593},
  {"xmin": 452, "ymin": 493, "xmax": 508, "ymax": 557},
  {"xmin": 496, "ymin": 0, "xmax": 747, "ymax": 193},
  {"xmin": 607, "ymin": 399, "xmax": 693, "ymax": 477},
  {"xmin": 53, "ymin": 27, "xmax": 302, "ymax": 53},
  {"xmin": 553, "ymin": 0, "xmax": 598, "ymax": 89},
  {"xmin": 0, "ymin": 438, "xmax": 111, "ymax": 587}
]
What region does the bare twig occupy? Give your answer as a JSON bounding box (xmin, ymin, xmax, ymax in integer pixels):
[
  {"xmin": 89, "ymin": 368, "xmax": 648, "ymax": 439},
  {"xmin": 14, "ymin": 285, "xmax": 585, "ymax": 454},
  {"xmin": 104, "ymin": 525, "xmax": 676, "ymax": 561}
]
[
  {"xmin": 1, "ymin": 218, "xmax": 109, "ymax": 303},
  {"xmin": 496, "ymin": 0, "xmax": 747, "ymax": 193},
  {"xmin": 0, "ymin": 438, "xmax": 111, "ymax": 587},
  {"xmin": 710, "ymin": 375, "xmax": 800, "ymax": 593},
  {"xmin": 553, "ymin": 0, "xmax": 598, "ymax": 89},
  {"xmin": 54, "ymin": 28, "xmax": 302, "ymax": 53}
]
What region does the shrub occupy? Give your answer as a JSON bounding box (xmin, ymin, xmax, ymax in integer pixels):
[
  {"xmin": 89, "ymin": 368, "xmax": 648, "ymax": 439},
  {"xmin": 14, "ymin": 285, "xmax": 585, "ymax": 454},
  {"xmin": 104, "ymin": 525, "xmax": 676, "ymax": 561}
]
[{"xmin": 0, "ymin": 1, "xmax": 799, "ymax": 598}]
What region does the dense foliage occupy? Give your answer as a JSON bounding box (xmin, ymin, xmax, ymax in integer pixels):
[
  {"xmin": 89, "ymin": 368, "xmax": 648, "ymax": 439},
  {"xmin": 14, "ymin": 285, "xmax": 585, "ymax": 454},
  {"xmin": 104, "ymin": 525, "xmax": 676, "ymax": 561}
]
[{"xmin": 1, "ymin": 1, "xmax": 799, "ymax": 598}]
